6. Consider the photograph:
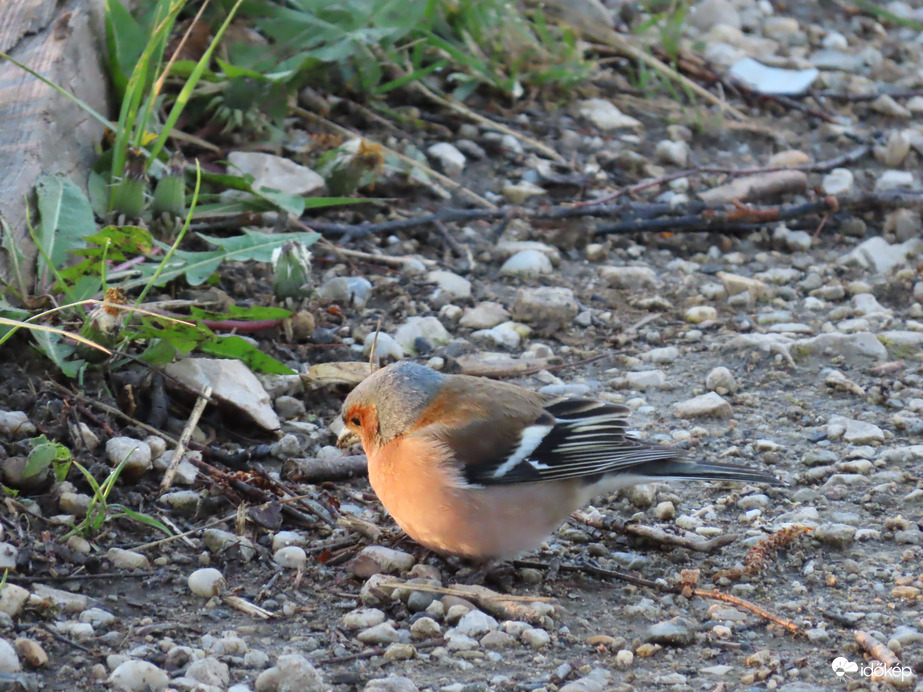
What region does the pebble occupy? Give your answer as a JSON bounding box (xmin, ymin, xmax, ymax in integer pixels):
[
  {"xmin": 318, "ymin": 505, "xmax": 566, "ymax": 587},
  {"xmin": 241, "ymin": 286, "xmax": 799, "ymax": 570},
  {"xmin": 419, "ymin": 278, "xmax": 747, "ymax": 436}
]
[
  {"xmin": 0, "ymin": 638, "xmax": 20, "ymax": 673},
  {"xmin": 349, "ymin": 545, "xmax": 415, "ymax": 577},
  {"xmin": 625, "ymin": 370, "xmax": 667, "ymax": 389},
  {"xmin": 452, "ymin": 610, "xmax": 499, "ymax": 638},
  {"xmin": 394, "ymin": 316, "xmax": 451, "ymax": 353},
  {"xmin": 363, "ymin": 332, "xmax": 405, "ymax": 361},
  {"xmin": 520, "ymin": 627, "xmax": 551, "ymax": 649},
  {"xmin": 255, "ymin": 654, "xmax": 325, "ymax": 692},
  {"xmin": 875, "ymin": 170, "xmax": 915, "ymax": 193},
  {"xmin": 427, "ymin": 270, "xmax": 471, "ymax": 299},
  {"xmin": 502, "ymin": 181, "xmax": 546, "ymax": 204},
  {"xmin": 188, "ymin": 568, "xmax": 226, "ymax": 598},
  {"xmin": 706, "ymin": 366, "xmax": 737, "ymax": 394},
  {"xmin": 499, "ymin": 249, "xmax": 553, "ymax": 276},
  {"xmin": 108, "ymin": 660, "xmax": 170, "ymax": 691},
  {"xmin": 0, "ymin": 411, "xmax": 36, "ymax": 436},
  {"xmin": 105, "ymin": 437, "xmax": 152, "ymax": 478},
  {"xmin": 673, "ymin": 392, "xmax": 732, "ymax": 418},
  {"xmin": 645, "ymin": 618, "xmax": 694, "ymax": 646},
  {"xmin": 815, "ymin": 523, "xmax": 856, "ymax": 547},
  {"xmin": 460, "ymin": 302, "xmax": 509, "ymax": 329},
  {"xmin": 106, "ymin": 548, "xmax": 150, "ymax": 571},
  {"xmin": 578, "ymin": 98, "xmax": 642, "ymax": 130},
  {"xmin": 186, "ymin": 657, "xmax": 229, "ymax": 687},
  {"xmin": 273, "ymin": 546, "xmax": 307, "ymax": 569},
  {"xmin": 364, "ymin": 677, "xmax": 420, "ymax": 692},
  {"xmin": 600, "ymin": 265, "xmax": 657, "ymax": 288},
  {"xmin": 357, "ymin": 622, "xmax": 401, "ymax": 645},
  {"xmin": 410, "ymin": 616, "xmax": 442, "ymax": 639},
  {"xmin": 685, "ymin": 305, "xmax": 717, "ymax": 323},
  {"xmin": 511, "ymin": 287, "xmax": 579, "ymax": 324},
  {"xmin": 14, "ymin": 637, "xmax": 47, "ymax": 668},
  {"xmin": 342, "ymin": 608, "xmax": 387, "ymax": 632},
  {"xmin": 427, "ymin": 142, "xmax": 466, "ymax": 178}
]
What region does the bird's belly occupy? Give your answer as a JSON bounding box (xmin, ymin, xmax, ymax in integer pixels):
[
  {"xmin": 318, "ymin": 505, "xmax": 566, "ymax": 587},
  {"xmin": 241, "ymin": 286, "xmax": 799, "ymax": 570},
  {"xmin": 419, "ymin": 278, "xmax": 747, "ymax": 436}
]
[{"xmin": 373, "ymin": 473, "xmax": 582, "ymax": 560}]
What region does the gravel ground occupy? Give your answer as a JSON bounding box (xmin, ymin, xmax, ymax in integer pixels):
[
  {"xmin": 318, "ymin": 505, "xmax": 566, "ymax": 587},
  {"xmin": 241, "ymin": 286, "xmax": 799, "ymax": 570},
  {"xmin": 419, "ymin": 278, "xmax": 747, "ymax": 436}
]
[{"xmin": 2, "ymin": 0, "xmax": 923, "ymax": 690}]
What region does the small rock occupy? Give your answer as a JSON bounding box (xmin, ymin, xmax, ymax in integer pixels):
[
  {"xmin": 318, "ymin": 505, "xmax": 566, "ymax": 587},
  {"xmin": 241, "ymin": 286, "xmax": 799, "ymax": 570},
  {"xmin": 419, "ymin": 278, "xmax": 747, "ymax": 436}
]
[
  {"xmin": 875, "ymin": 170, "xmax": 915, "ymax": 193},
  {"xmin": 228, "ymin": 151, "xmax": 324, "ymax": 196},
  {"xmin": 511, "ymin": 287, "xmax": 579, "ymax": 324},
  {"xmin": 273, "ymin": 546, "xmax": 307, "ymax": 570},
  {"xmin": 578, "ymin": 99, "xmax": 642, "ymax": 130},
  {"xmin": 363, "ymin": 332, "xmax": 404, "ymax": 362},
  {"xmin": 349, "ymin": 546, "xmax": 415, "ymax": 577},
  {"xmin": 0, "ymin": 638, "xmax": 20, "ymax": 673},
  {"xmin": 645, "ymin": 617, "xmax": 694, "ymax": 646},
  {"xmin": 14, "ymin": 638, "xmax": 47, "ymax": 668},
  {"xmin": 460, "ymin": 302, "xmax": 510, "ymax": 329},
  {"xmin": 188, "ymin": 568, "xmax": 226, "ymax": 598},
  {"xmin": 363, "ymin": 676, "xmax": 420, "ymax": 692},
  {"xmin": 706, "ymin": 366, "xmax": 737, "ymax": 394},
  {"xmin": 827, "ymin": 416, "xmax": 885, "ymax": 444},
  {"xmin": 357, "ymin": 623, "xmax": 403, "ymax": 646},
  {"xmin": 105, "ymin": 437, "xmax": 152, "ymax": 478},
  {"xmin": 500, "ymin": 249, "xmax": 553, "ymax": 276},
  {"xmin": 821, "ymin": 168, "xmax": 854, "ymax": 195},
  {"xmin": 655, "ymin": 139, "xmax": 689, "ymax": 167},
  {"xmin": 394, "ymin": 317, "xmax": 451, "ymax": 354},
  {"xmin": 673, "ymin": 392, "xmax": 732, "ymax": 418},
  {"xmin": 186, "ymin": 657, "xmax": 230, "ymax": 688},
  {"xmin": 502, "ymin": 181, "xmax": 546, "ymax": 204},
  {"xmin": 600, "ymin": 266, "xmax": 658, "ymax": 288},
  {"xmin": 814, "ymin": 523, "xmax": 856, "ymax": 547},
  {"xmin": 426, "ymin": 142, "xmax": 466, "ymax": 178},
  {"xmin": 625, "ymin": 371, "xmax": 667, "ymax": 389},
  {"xmin": 410, "ymin": 617, "xmax": 442, "ymax": 639},
  {"xmin": 521, "ymin": 627, "xmax": 551, "ymax": 649},
  {"xmin": 685, "ymin": 305, "xmax": 717, "ymax": 323},
  {"xmin": 255, "ymin": 654, "xmax": 325, "ymax": 692},
  {"xmin": 453, "ymin": 610, "xmax": 498, "ymax": 638},
  {"xmin": 108, "ymin": 660, "xmax": 169, "ymax": 691},
  {"xmin": 427, "ymin": 270, "xmax": 471, "ymax": 299},
  {"xmin": 106, "ymin": 548, "xmax": 150, "ymax": 571},
  {"xmin": 0, "ymin": 411, "xmax": 36, "ymax": 436}
]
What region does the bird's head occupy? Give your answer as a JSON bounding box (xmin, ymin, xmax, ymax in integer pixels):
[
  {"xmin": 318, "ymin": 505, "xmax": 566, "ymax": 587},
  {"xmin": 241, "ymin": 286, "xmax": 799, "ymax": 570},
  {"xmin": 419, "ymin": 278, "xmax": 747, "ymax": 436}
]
[{"xmin": 337, "ymin": 361, "xmax": 444, "ymax": 453}]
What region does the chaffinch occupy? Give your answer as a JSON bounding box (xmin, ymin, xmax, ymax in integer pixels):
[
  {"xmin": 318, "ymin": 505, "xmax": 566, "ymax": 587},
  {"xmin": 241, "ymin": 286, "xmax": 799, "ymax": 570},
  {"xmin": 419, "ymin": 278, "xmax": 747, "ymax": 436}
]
[{"xmin": 337, "ymin": 361, "xmax": 780, "ymax": 560}]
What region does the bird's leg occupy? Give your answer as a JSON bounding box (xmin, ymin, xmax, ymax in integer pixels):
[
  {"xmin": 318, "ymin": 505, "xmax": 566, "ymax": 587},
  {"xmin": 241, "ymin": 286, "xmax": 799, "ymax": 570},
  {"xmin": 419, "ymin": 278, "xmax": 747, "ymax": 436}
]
[{"xmin": 453, "ymin": 559, "xmax": 516, "ymax": 587}]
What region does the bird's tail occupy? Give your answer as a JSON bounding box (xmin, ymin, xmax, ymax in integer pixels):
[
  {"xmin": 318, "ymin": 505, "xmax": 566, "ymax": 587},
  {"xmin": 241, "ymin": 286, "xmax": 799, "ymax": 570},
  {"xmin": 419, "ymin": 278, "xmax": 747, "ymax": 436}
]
[{"xmin": 632, "ymin": 459, "xmax": 782, "ymax": 485}]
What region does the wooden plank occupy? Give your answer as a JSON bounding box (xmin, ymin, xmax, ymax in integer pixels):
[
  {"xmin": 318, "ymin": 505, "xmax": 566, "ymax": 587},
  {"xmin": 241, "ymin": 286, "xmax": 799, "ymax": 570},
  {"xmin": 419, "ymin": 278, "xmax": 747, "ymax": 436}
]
[{"xmin": 0, "ymin": 0, "xmax": 109, "ymax": 286}]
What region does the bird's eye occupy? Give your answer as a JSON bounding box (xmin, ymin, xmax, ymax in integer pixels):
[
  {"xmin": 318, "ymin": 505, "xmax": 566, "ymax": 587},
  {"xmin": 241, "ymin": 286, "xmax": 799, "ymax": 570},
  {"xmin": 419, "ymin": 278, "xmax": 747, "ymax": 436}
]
[{"xmin": 350, "ymin": 416, "xmax": 361, "ymax": 426}]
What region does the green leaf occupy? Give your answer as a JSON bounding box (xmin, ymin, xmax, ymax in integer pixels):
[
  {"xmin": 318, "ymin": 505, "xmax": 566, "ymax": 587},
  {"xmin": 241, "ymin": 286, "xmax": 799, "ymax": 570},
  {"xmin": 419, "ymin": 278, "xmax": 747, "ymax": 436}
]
[
  {"xmin": 252, "ymin": 187, "xmax": 305, "ymax": 216},
  {"xmin": 32, "ymin": 330, "xmax": 85, "ymax": 378},
  {"xmin": 124, "ymin": 229, "xmax": 320, "ymax": 289},
  {"xmin": 24, "ymin": 435, "xmax": 72, "ymax": 481},
  {"xmin": 199, "ymin": 335, "xmax": 295, "ymax": 374},
  {"xmin": 189, "ymin": 305, "xmax": 292, "ymax": 321},
  {"xmin": 34, "ymin": 175, "xmax": 96, "ymax": 284}
]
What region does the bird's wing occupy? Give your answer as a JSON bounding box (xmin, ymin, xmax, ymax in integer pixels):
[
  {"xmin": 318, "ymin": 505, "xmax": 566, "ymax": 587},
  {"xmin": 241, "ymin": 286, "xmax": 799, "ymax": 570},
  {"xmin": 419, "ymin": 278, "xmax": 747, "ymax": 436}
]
[{"xmin": 455, "ymin": 398, "xmax": 680, "ymax": 486}]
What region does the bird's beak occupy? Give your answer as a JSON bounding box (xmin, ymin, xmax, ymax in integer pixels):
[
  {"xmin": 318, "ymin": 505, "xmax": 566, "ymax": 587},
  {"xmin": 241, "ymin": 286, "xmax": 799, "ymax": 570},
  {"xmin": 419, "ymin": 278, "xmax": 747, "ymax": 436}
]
[{"xmin": 336, "ymin": 426, "xmax": 360, "ymax": 450}]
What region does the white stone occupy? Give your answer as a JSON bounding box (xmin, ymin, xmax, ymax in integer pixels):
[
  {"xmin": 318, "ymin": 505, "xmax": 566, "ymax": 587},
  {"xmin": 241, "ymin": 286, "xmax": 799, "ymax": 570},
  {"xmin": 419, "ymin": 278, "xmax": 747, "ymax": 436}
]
[
  {"xmin": 255, "ymin": 654, "xmax": 325, "ymax": 692},
  {"xmin": 106, "ymin": 548, "xmax": 150, "ymax": 571},
  {"xmin": 186, "ymin": 657, "xmax": 230, "ymax": 687},
  {"xmin": 646, "ymin": 346, "xmax": 679, "ymax": 364},
  {"xmin": 578, "ymin": 99, "xmax": 642, "ymax": 130},
  {"xmin": 600, "ymin": 266, "xmax": 658, "ymax": 288},
  {"xmin": 626, "ymin": 371, "xmax": 666, "ymax": 389},
  {"xmin": 427, "ymin": 270, "xmax": 471, "ymax": 299},
  {"xmin": 228, "ymin": 151, "xmax": 324, "ymax": 196},
  {"xmin": 655, "ymin": 139, "xmax": 689, "ymax": 167},
  {"xmin": 460, "ymin": 302, "xmax": 510, "ymax": 329},
  {"xmin": 357, "ymin": 622, "xmax": 401, "ymax": 645},
  {"xmin": 502, "ymin": 181, "xmax": 546, "ymax": 204},
  {"xmin": 794, "ymin": 332, "xmax": 886, "ymax": 361},
  {"xmin": 394, "ymin": 316, "xmax": 451, "ymax": 353},
  {"xmin": 706, "ymin": 366, "xmax": 737, "ymax": 393},
  {"xmin": 426, "ymin": 142, "xmax": 466, "ymax": 178},
  {"xmin": 685, "ymin": 306, "xmax": 717, "ymax": 323},
  {"xmin": 363, "ymin": 332, "xmax": 404, "ymax": 361},
  {"xmin": 108, "ymin": 660, "xmax": 169, "ymax": 691},
  {"xmin": 0, "ymin": 584, "xmax": 29, "ymax": 617},
  {"xmin": 521, "ymin": 627, "xmax": 551, "ymax": 649},
  {"xmin": 274, "ymin": 546, "xmax": 307, "ymax": 569},
  {"xmin": 0, "ymin": 638, "xmax": 20, "ymax": 673},
  {"xmin": 471, "ymin": 324, "xmax": 521, "ymax": 350},
  {"xmin": 821, "ymin": 168, "xmax": 854, "ymax": 196},
  {"xmin": 838, "ymin": 236, "xmax": 923, "ymax": 275},
  {"xmin": 673, "ymin": 392, "xmax": 732, "ymax": 418},
  {"xmin": 511, "ymin": 287, "xmax": 579, "ymax": 324},
  {"xmin": 341, "ymin": 607, "xmax": 387, "ymax": 630},
  {"xmin": 875, "ymin": 170, "xmax": 915, "ymax": 192},
  {"xmin": 452, "ymin": 610, "xmax": 499, "ymax": 638},
  {"xmin": 0, "ymin": 411, "xmax": 35, "ymax": 436},
  {"xmin": 827, "ymin": 416, "xmax": 884, "ymax": 445},
  {"xmin": 500, "ymin": 249, "xmax": 553, "ymax": 276},
  {"xmin": 165, "ymin": 358, "xmax": 280, "ymax": 431},
  {"xmin": 188, "ymin": 568, "xmax": 226, "ymax": 598}
]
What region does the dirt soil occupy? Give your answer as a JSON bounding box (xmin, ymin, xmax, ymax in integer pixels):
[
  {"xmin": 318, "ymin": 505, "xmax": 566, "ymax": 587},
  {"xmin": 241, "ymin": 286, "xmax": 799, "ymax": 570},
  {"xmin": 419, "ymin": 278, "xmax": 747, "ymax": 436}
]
[{"xmin": 2, "ymin": 3, "xmax": 923, "ymax": 692}]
